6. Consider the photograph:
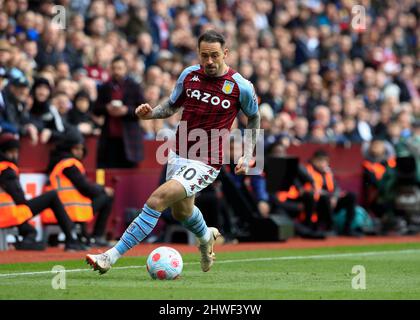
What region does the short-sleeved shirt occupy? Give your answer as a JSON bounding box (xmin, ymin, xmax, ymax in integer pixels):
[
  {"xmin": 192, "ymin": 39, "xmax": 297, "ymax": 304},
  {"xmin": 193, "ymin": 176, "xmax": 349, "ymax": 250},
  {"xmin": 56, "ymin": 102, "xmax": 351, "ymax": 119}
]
[{"xmin": 169, "ymin": 64, "xmax": 258, "ymax": 168}]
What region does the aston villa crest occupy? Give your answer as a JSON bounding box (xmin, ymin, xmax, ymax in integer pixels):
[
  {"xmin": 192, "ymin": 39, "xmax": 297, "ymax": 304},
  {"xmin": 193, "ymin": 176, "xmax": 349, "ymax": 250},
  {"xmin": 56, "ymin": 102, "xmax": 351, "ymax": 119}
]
[{"xmin": 222, "ymin": 80, "xmax": 235, "ymax": 94}]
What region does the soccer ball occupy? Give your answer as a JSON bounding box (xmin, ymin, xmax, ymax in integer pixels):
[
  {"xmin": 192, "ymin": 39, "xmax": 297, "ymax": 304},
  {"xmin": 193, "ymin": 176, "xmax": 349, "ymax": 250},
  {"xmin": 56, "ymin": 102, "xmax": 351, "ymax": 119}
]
[{"xmin": 146, "ymin": 246, "xmax": 183, "ymax": 280}]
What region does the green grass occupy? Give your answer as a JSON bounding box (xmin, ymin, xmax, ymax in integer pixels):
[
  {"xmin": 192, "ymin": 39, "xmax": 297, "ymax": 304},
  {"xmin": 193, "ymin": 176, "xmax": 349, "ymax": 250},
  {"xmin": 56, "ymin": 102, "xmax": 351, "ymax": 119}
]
[{"xmin": 1, "ymin": 242, "xmax": 420, "ymax": 299}]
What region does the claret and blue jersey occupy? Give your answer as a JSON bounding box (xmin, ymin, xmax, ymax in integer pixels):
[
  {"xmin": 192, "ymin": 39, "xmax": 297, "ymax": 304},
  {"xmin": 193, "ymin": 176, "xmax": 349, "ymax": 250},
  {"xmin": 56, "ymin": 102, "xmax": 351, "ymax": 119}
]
[{"xmin": 169, "ymin": 64, "xmax": 259, "ymax": 167}]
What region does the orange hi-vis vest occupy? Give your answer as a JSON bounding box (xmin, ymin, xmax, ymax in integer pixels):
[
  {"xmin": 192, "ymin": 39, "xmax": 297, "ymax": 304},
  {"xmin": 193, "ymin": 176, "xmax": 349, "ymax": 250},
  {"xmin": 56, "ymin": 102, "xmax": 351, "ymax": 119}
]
[
  {"xmin": 276, "ymin": 185, "xmax": 300, "ymax": 202},
  {"xmin": 363, "ymin": 158, "xmax": 396, "ymax": 181},
  {"xmin": 305, "ymin": 163, "xmax": 335, "ymax": 199},
  {"xmin": 41, "ymin": 158, "xmax": 93, "ymax": 224},
  {"xmin": 0, "ymin": 161, "xmax": 33, "ymax": 228}
]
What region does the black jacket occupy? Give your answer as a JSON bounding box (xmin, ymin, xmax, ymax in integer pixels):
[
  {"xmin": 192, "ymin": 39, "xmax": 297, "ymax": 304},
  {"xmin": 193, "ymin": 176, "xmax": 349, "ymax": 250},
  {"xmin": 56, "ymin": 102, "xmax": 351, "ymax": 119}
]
[
  {"xmin": 1, "ymin": 87, "xmax": 32, "ymax": 136},
  {"xmin": 0, "ymin": 153, "xmax": 27, "ymax": 205},
  {"xmin": 94, "ymin": 76, "xmax": 145, "ymax": 162}
]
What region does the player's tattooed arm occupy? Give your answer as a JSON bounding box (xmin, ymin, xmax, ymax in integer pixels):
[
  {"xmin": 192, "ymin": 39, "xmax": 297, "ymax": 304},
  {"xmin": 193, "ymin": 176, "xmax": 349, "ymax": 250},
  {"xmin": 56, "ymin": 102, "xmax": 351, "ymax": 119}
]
[
  {"xmin": 151, "ymin": 99, "xmax": 181, "ymax": 119},
  {"xmin": 135, "ymin": 99, "xmax": 181, "ymax": 120},
  {"xmin": 235, "ymin": 111, "xmax": 261, "ymax": 175},
  {"xmin": 243, "ymin": 111, "xmax": 261, "ymax": 162}
]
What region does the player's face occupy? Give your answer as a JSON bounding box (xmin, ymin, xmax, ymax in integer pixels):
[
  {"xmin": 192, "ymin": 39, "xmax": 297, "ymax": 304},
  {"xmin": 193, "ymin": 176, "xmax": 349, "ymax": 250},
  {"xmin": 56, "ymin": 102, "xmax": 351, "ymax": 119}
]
[{"xmin": 198, "ymin": 41, "xmax": 228, "ymax": 77}]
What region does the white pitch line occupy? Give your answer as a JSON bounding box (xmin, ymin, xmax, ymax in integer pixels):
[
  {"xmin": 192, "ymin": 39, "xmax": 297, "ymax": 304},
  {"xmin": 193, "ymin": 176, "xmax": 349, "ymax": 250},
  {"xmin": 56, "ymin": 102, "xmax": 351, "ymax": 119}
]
[{"xmin": 0, "ymin": 248, "xmax": 419, "ymax": 279}]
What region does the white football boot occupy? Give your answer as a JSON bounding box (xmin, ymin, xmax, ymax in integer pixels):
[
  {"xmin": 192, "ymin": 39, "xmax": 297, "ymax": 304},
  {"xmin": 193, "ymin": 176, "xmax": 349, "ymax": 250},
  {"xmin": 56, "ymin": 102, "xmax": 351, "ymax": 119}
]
[
  {"xmin": 198, "ymin": 227, "xmax": 221, "ymax": 272},
  {"xmin": 86, "ymin": 253, "xmax": 112, "ymax": 275}
]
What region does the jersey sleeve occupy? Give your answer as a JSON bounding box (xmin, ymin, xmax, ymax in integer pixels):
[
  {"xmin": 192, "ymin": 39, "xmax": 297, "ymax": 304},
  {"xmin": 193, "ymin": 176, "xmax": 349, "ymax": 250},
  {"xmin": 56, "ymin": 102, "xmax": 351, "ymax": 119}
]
[
  {"xmin": 169, "ymin": 65, "xmax": 200, "ymax": 108},
  {"xmin": 232, "ymin": 73, "xmax": 259, "ymax": 117}
]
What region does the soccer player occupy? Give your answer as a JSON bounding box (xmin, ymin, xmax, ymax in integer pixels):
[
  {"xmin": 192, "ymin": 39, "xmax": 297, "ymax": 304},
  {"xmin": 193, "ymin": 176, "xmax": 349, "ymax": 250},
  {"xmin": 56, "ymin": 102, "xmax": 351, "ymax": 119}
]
[{"xmin": 86, "ymin": 30, "xmax": 260, "ymax": 274}]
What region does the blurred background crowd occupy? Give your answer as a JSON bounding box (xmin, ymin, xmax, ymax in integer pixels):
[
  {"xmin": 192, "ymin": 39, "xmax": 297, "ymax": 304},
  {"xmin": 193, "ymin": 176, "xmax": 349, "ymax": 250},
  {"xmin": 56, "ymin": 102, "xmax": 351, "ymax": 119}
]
[
  {"xmin": 0, "ymin": 0, "xmax": 419, "ymax": 247},
  {"xmin": 0, "ymin": 0, "xmax": 418, "ymax": 155}
]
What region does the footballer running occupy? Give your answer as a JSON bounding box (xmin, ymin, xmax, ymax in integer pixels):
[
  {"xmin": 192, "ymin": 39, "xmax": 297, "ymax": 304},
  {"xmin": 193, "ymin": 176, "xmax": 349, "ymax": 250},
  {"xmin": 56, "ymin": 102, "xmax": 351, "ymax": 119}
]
[{"xmin": 86, "ymin": 29, "xmax": 261, "ymax": 275}]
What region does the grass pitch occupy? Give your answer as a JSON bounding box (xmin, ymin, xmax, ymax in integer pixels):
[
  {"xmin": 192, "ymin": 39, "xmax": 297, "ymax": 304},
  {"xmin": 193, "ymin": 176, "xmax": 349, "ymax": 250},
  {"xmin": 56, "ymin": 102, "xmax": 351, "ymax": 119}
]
[{"xmin": 0, "ymin": 242, "xmax": 420, "ymax": 300}]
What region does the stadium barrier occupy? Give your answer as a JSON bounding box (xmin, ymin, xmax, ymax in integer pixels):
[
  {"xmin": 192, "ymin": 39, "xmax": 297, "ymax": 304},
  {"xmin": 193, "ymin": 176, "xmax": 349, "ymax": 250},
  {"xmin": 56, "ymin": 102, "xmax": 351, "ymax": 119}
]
[{"xmin": 13, "ymin": 138, "xmax": 363, "ymax": 240}]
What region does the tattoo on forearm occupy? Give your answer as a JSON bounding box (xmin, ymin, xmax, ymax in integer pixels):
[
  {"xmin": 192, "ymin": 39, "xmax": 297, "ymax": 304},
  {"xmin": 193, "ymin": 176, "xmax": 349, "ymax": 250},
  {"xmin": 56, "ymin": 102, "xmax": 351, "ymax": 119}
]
[
  {"xmin": 151, "ymin": 100, "xmax": 180, "ymax": 119},
  {"xmin": 244, "ymin": 111, "xmax": 261, "ymax": 161}
]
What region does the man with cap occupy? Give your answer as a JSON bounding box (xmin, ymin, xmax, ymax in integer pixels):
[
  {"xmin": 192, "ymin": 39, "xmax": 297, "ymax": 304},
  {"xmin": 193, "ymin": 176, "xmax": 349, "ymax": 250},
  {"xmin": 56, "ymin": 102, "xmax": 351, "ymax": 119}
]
[
  {"xmin": 1, "ymin": 74, "xmax": 38, "ymax": 144},
  {"xmin": 0, "ymin": 132, "xmax": 86, "ymax": 250},
  {"xmin": 44, "ymin": 133, "xmax": 114, "ymax": 247}
]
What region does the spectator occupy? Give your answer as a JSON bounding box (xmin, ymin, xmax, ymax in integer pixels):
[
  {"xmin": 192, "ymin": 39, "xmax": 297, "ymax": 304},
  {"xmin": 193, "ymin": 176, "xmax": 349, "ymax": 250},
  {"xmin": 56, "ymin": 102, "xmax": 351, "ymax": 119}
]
[
  {"xmin": 63, "ymin": 31, "xmax": 86, "ymax": 72},
  {"xmin": 362, "ymin": 138, "xmax": 396, "ymax": 217},
  {"xmin": 386, "ymin": 121, "xmax": 403, "ymax": 148},
  {"xmin": 395, "ymin": 120, "xmax": 420, "ymax": 183},
  {"xmin": 125, "ymin": 3, "xmax": 150, "ymax": 42},
  {"xmin": 295, "ymin": 25, "xmax": 321, "ymax": 66},
  {"xmin": 85, "ymin": 44, "xmax": 111, "ymax": 84},
  {"xmin": 0, "ymin": 66, "xmax": 17, "ymax": 133},
  {"xmin": 305, "ymin": 150, "xmax": 360, "ymax": 236},
  {"xmin": 293, "ymin": 116, "xmax": 310, "ymax": 144},
  {"xmin": 136, "ymin": 31, "xmax": 159, "ymax": 70},
  {"xmin": 29, "ymin": 79, "xmax": 78, "ymax": 144},
  {"xmin": 0, "ymin": 12, "xmax": 9, "ymax": 39},
  {"xmin": 1, "ymin": 74, "xmax": 38, "ymax": 144},
  {"xmin": 222, "ymin": 138, "xmax": 271, "ymax": 219},
  {"xmin": 149, "ymin": 0, "xmax": 172, "ymax": 50},
  {"xmin": 0, "ymin": 39, "xmax": 12, "ymax": 68},
  {"xmin": 21, "ymin": 39, "xmax": 38, "ymax": 70},
  {"xmin": 29, "ymin": 76, "xmax": 52, "ymax": 131},
  {"xmin": 68, "ymin": 90, "xmax": 102, "ymax": 137},
  {"xmin": 94, "ymin": 56, "xmax": 145, "ymax": 168},
  {"xmin": 267, "ymin": 138, "xmax": 325, "ymax": 239},
  {"xmin": 342, "ymin": 116, "xmax": 364, "ymax": 144},
  {"xmin": 35, "ymin": 22, "xmax": 63, "ymax": 69}
]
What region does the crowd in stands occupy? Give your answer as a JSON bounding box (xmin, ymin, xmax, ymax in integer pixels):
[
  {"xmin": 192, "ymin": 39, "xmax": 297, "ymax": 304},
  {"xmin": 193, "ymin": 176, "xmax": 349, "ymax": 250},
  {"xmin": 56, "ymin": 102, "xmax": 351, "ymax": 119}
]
[
  {"xmin": 0, "ymin": 0, "xmax": 418, "ymax": 150},
  {"xmin": 0, "ymin": 0, "xmax": 419, "ymax": 246}
]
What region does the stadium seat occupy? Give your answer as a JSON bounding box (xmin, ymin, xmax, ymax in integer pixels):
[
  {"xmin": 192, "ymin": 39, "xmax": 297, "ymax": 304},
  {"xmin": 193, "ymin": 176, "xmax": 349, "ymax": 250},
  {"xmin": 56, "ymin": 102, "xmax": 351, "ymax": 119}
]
[
  {"xmin": 0, "ymin": 227, "xmax": 19, "ymax": 251},
  {"xmin": 163, "ymin": 224, "xmax": 196, "ymax": 245}
]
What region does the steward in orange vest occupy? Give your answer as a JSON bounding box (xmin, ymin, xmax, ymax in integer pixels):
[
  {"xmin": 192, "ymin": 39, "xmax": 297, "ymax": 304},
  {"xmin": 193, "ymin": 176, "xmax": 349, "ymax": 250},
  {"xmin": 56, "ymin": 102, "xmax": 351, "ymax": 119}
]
[
  {"xmin": 0, "ymin": 133, "xmax": 86, "ymax": 251},
  {"xmin": 265, "ymin": 139, "xmax": 325, "ymax": 239},
  {"xmin": 43, "ymin": 135, "xmax": 114, "ymax": 247},
  {"xmin": 363, "ymin": 157, "xmax": 396, "ymax": 182},
  {"xmin": 362, "ymin": 138, "xmax": 396, "ymax": 216},
  {"xmin": 274, "ymin": 163, "xmax": 328, "ymax": 239},
  {"xmin": 305, "ymin": 149, "xmax": 359, "ymax": 236}
]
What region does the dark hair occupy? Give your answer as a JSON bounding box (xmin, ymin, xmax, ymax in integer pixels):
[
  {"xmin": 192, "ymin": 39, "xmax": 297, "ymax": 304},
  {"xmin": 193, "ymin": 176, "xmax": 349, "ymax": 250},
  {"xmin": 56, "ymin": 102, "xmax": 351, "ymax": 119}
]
[
  {"xmin": 0, "ymin": 133, "xmax": 20, "ymax": 152},
  {"xmin": 370, "ymin": 136, "xmax": 385, "ymax": 143},
  {"xmin": 56, "ymin": 132, "xmax": 85, "ymax": 152},
  {"xmin": 74, "ymin": 90, "xmax": 90, "ymax": 102},
  {"xmin": 198, "ymin": 29, "xmax": 226, "ymax": 48},
  {"xmin": 312, "ymin": 149, "xmax": 329, "ymax": 160},
  {"xmin": 52, "ymin": 91, "xmax": 68, "ymax": 99},
  {"xmin": 111, "ymin": 55, "xmax": 127, "ymax": 65},
  {"xmin": 31, "ymin": 77, "xmax": 51, "ymax": 94}
]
